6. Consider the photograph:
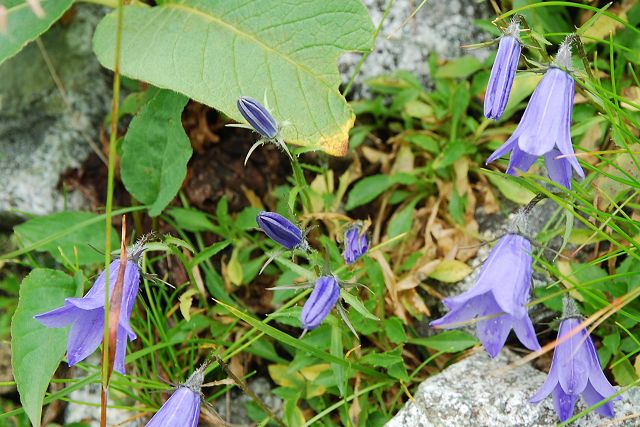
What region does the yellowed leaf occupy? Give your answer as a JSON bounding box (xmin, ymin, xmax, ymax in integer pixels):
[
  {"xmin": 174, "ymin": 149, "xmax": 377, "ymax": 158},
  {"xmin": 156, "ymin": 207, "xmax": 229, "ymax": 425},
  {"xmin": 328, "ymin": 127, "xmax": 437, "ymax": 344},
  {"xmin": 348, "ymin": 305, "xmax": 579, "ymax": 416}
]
[
  {"xmin": 227, "ymin": 247, "xmax": 243, "ymax": 286},
  {"xmin": 178, "ymin": 288, "xmax": 199, "ymax": 322},
  {"xmin": 429, "ymin": 259, "xmax": 472, "ymax": 283},
  {"xmin": 268, "ymin": 364, "xmax": 305, "ymax": 389}
]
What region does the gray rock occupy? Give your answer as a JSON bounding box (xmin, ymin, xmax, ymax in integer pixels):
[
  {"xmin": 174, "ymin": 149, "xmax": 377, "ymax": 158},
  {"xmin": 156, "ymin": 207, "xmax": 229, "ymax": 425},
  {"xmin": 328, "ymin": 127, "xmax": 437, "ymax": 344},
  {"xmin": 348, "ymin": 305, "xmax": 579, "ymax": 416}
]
[
  {"xmin": 64, "ymin": 380, "xmax": 143, "ymax": 426},
  {"xmin": 0, "ymin": 5, "xmax": 111, "ymax": 221},
  {"xmin": 340, "ymin": 0, "xmax": 491, "ymax": 97},
  {"xmin": 385, "ymin": 349, "xmax": 640, "ymax": 427}
]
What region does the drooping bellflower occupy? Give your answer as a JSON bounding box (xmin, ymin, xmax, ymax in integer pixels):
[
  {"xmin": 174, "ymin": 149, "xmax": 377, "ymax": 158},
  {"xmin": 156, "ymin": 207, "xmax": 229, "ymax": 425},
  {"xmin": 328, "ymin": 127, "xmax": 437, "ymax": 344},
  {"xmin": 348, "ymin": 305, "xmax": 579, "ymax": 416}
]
[
  {"xmin": 236, "ymin": 96, "xmax": 292, "ymax": 164},
  {"xmin": 34, "ymin": 250, "xmax": 143, "ymax": 374},
  {"xmin": 343, "ymin": 225, "xmax": 369, "ymax": 264},
  {"xmin": 484, "ymin": 20, "xmax": 521, "ymax": 120},
  {"xmin": 530, "ymin": 299, "xmax": 619, "ymax": 422},
  {"xmin": 301, "ymin": 276, "xmax": 340, "ymax": 330},
  {"xmin": 430, "ymin": 234, "xmax": 540, "ymax": 357},
  {"xmin": 256, "ymin": 211, "xmax": 309, "ymax": 251},
  {"xmin": 486, "ymin": 38, "xmax": 585, "ymax": 189},
  {"xmin": 146, "ymin": 365, "xmax": 204, "ymax": 426}
]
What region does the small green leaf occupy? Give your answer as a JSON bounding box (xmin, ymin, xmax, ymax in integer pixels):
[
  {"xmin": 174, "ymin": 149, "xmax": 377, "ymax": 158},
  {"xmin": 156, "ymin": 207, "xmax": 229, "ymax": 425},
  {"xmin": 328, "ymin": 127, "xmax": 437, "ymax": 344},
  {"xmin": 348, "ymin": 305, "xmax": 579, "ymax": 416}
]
[
  {"xmin": 345, "ymin": 175, "xmax": 393, "ymax": 210},
  {"xmin": 405, "ymin": 134, "xmax": 440, "ymax": 155},
  {"xmin": 603, "ymin": 330, "xmax": 621, "ymax": 354},
  {"xmin": 167, "ymin": 207, "xmax": 216, "ymax": 232},
  {"xmin": 435, "ymin": 56, "xmax": 483, "ymax": 79},
  {"xmin": 360, "ymin": 349, "xmax": 403, "ymax": 368},
  {"xmin": 360, "ymin": 348, "xmax": 409, "ymax": 381},
  {"xmin": 227, "ymin": 248, "xmax": 244, "ymax": 286},
  {"xmin": 121, "ymin": 89, "xmax": 191, "ymax": 216},
  {"xmin": 0, "ymin": 0, "xmax": 74, "ymax": 66},
  {"xmin": 429, "ymin": 260, "xmax": 472, "ymax": 283},
  {"xmin": 485, "ymin": 171, "xmax": 536, "ymax": 205},
  {"xmin": 190, "ymin": 241, "xmax": 230, "ymax": 268},
  {"xmin": 384, "ymin": 317, "xmax": 407, "ymax": 344},
  {"xmin": 235, "ymin": 207, "xmax": 262, "ymax": 231},
  {"xmin": 387, "ymin": 199, "xmax": 418, "ymax": 241},
  {"xmin": 330, "ymin": 321, "xmax": 346, "ymax": 396},
  {"xmin": 410, "ymin": 330, "xmax": 478, "ymax": 352},
  {"xmin": 11, "ymin": 269, "xmax": 82, "ymax": 427},
  {"xmin": 611, "ymin": 357, "xmax": 639, "ymax": 386},
  {"xmin": 341, "ymin": 289, "xmax": 379, "ymax": 321},
  {"xmin": 14, "ymin": 212, "xmax": 119, "ymax": 266},
  {"xmin": 433, "ymin": 140, "xmax": 474, "ymax": 170},
  {"xmin": 178, "ymin": 288, "xmax": 199, "ymax": 322}
]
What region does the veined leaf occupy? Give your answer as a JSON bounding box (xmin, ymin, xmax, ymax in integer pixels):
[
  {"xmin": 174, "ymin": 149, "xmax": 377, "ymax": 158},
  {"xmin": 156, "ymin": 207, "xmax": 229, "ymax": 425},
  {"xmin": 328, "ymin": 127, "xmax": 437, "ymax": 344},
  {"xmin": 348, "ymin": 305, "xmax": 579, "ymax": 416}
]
[
  {"xmin": 0, "ymin": 0, "xmax": 73, "ymax": 66},
  {"xmin": 121, "ymin": 89, "xmax": 191, "ymax": 217},
  {"xmin": 92, "ymin": 0, "xmax": 374, "ymax": 155},
  {"xmin": 11, "ymin": 269, "xmax": 82, "ymax": 427}
]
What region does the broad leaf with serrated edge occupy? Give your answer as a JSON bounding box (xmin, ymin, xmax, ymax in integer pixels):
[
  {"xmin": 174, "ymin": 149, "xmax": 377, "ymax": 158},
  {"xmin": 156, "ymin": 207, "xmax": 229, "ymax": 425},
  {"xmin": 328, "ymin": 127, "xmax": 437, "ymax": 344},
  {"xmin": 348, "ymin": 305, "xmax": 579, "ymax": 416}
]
[
  {"xmin": 92, "ymin": 0, "xmax": 374, "ymax": 155},
  {"xmin": 11, "ymin": 269, "xmax": 82, "ymax": 427}
]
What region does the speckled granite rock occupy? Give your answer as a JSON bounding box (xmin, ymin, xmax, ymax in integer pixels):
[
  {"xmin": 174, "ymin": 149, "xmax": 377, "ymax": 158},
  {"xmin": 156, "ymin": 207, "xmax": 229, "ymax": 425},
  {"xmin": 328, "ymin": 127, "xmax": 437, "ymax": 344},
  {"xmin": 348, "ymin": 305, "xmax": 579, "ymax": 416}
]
[
  {"xmin": 339, "ymin": 0, "xmax": 491, "ymax": 96},
  {"xmin": 385, "ymin": 349, "xmax": 640, "ymax": 427},
  {"xmin": 0, "ymin": 5, "xmax": 110, "ymax": 222}
]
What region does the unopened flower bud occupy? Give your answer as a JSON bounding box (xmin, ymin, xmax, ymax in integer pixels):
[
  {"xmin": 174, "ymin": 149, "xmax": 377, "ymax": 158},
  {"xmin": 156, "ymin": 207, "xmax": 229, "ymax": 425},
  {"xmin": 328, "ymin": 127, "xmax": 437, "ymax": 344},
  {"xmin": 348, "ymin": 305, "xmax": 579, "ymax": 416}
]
[
  {"xmin": 256, "ymin": 211, "xmax": 305, "ymax": 250},
  {"xmin": 237, "ymin": 96, "xmax": 278, "ymax": 139},
  {"xmin": 300, "ymin": 276, "xmax": 340, "ymax": 330}
]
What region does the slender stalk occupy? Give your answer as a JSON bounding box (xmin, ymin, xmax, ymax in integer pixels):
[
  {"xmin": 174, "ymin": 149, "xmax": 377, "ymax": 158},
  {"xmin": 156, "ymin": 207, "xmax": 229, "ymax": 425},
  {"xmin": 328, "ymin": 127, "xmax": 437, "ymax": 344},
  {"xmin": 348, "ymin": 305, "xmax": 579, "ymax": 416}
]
[{"xmin": 101, "ymin": 0, "xmax": 125, "ymax": 425}]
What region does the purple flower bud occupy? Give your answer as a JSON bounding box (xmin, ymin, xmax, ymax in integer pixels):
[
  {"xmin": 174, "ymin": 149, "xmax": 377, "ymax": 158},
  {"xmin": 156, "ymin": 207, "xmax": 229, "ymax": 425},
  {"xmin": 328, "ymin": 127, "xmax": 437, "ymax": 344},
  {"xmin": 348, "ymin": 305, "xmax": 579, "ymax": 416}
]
[
  {"xmin": 343, "ymin": 225, "xmax": 369, "ymax": 264},
  {"xmin": 301, "ymin": 276, "xmax": 340, "ymax": 330},
  {"xmin": 484, "ymin": 27, "xmax": 521, "ymax": 120},
  {"xmin": 530, "ymin": 317, "xmax": 620, "ymax": 421},
  {"xmin": 256, "ymin": 211, "xmax": 305, "ymax": 250},
  {"xmin": 431, "ymin": 234, "xmax": 540, "ymax": 358},
  {"xmin": 237, "ymin": 96, "xmax": 278, "ymax": 139},
  {"xmin": 146, "ymin": 366, "xmax": 204, "ymax": 426},
  {"xmin": 486, "ymin": 39, "xmax": 585, "ymax": 189},
  {"xmin": 34, "ymin": 258, "xmax": 141, "ymax": 374}
]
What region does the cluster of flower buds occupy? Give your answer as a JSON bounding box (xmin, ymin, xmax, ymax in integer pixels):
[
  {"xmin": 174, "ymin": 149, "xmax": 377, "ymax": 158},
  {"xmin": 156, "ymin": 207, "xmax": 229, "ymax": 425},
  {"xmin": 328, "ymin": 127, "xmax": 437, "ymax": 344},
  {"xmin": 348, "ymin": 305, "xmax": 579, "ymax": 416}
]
[
  {"xmin": 256, "ymin": 211, "xmax": 369, "ymax": 331},
  {"xmin": 484, "ymin": 24, "xmax": 584, "ymax": 189}
]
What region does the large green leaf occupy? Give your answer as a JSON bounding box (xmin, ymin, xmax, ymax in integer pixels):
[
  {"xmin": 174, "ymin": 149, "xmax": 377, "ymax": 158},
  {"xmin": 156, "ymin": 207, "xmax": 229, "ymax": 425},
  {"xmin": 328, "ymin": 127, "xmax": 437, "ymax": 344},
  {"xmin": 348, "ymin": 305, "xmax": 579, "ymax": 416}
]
[
  {"xmin": 0, "ymin": 0, "xmax": 74, "ymax": 66},
  {"xmin": 11, "ymin": 269, "xmax": 82, "ymax": 427},
  {"xmin": 92, "ymin": 0, "xmax": 374, "ymax": 155},
  {"xmin": 14, "ymin": 211, "xmax": 119, "ymax": 265},
  {"xmin": 121, "ymin": 89, "xmax": 191, "ymax": 216}
]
